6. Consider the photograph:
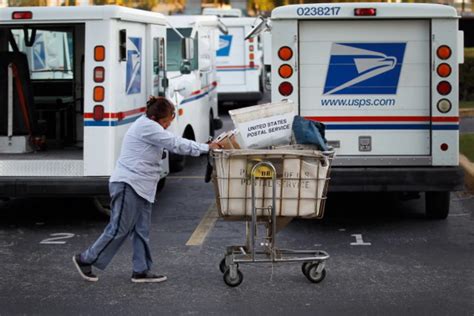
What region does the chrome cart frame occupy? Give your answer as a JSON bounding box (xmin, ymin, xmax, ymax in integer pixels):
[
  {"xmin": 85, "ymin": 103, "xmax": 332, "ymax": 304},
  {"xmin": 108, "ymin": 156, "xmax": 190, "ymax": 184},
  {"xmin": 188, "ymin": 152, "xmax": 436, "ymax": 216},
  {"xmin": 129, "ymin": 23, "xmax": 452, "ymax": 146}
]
[{"xmin": 217, "ymin": 158, "xmax": 332, "ymax": 287}]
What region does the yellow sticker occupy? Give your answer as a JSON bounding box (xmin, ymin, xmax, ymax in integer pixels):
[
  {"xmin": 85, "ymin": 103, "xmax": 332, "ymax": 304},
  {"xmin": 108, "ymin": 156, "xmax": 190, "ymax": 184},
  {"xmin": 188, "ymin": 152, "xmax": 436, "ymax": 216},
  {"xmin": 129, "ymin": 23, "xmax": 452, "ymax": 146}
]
[{"xmin": 253, "ymin": 165, "xmax": 274, "ymax": 179}]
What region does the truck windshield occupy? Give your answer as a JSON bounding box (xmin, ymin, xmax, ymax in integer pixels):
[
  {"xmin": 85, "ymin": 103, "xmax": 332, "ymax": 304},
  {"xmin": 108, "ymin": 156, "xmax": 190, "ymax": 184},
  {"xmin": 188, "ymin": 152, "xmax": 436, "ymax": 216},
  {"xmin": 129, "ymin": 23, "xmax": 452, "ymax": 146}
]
[
  {"xmin": 166, "ymin": 27, "xmax": 198, "ymax": 72},
  {"xmin": 9, "ymin": 28, "xmax": 74, "ymax": 80}
]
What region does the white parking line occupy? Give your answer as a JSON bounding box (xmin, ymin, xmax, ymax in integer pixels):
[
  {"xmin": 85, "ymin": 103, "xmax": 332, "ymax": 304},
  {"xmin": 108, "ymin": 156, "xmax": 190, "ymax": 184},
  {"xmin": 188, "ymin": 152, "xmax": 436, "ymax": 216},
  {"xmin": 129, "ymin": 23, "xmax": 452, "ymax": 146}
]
[{"xmin": 186, "ymin": 203, "xmax": 219, "ymax": 246}]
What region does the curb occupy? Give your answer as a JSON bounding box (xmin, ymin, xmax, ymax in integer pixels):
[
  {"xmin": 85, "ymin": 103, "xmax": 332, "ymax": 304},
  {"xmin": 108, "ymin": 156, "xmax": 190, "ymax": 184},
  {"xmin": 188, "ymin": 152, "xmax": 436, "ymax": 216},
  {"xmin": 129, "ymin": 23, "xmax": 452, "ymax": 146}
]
[
  {"xmin": 460, "ymin": 108, "xmax": 474, "ymax": 118},
  {"xmin": 460, "ymin": 154, "xmax": 474, "ymax": 193}
]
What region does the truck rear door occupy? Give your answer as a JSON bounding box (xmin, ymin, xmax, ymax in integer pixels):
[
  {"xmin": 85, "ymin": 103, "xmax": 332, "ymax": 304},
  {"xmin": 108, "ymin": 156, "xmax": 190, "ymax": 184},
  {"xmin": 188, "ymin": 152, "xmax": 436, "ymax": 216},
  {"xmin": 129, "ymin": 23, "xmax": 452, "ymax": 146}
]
[
  {"xmin": 217, "ymin": 26, "xmax": 246, "ymax": 86},
  {"xmin": 299, "ymin": 20, "xmax": 430, "ymax": 157}
]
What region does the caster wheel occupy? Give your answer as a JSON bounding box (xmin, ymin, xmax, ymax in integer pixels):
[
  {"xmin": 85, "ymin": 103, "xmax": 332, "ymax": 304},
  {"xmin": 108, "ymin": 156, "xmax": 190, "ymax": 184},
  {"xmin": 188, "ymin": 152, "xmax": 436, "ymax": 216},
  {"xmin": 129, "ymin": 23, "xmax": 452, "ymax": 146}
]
[
  {"xmin": 219, "ymin": 258, "xmax": 227, "ymax": 273},
  {"xmin": 223, "ymin": 268, "xmax": 243, "ymax": 287},
  {"xmin": 219, "ymin": 258, "xmax": 238, "ymax": 273},
  {"xmin": 305, "ymin": 263, "xmax": 326, "ymax": 283},
  {"xmin": 302, "ymin": 261, "xmax": 312, "ymax": 276}
]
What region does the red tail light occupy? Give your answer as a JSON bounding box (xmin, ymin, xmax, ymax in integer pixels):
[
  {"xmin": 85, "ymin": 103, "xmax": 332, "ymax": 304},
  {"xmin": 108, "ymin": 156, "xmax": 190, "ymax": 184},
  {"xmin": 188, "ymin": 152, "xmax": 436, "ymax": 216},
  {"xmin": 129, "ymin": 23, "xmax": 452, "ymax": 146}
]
[
  {"xmin": 437, "ymin": 81, "xmax": 452, "ymax": 96},
  {"xmin": 278, "ymin": 82, "xmax": 293, "ymax": 96},
  {"xmin": 354, "ymin": 8, "xmax": 376, "ymax": 16},
  {"xmin": 12, "ymin": 11, "xmax": 33, "ymax": 19},
  {"xmin": 93, "ymin": 105, "xmax": 104, "ymax": 121}
]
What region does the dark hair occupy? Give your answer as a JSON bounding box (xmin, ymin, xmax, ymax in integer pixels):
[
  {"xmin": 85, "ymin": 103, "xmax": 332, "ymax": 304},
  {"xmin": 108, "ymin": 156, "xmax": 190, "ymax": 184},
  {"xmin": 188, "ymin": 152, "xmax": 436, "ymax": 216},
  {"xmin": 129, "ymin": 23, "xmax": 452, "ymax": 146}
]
[{"xmin": 146, "ymin": 96, "xmax": 175, "ymax": 120}]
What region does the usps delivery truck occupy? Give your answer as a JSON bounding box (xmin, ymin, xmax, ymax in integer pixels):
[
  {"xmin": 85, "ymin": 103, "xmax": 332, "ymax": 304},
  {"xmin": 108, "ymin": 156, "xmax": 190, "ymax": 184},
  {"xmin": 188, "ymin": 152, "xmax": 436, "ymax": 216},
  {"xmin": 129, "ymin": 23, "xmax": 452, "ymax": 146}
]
[
  {"xmin": 0, "ymin": 6, "xmax": 218, "ymax": 205},
  {"xmin": 212, "ymin": 17, "xmax": 264, "ymax": 106},
  {"xmin": 267, "ymin": 3, "xmax": 464, "ymax": 219},
  {"xmin": 165, "ymin": 15, "xmax": 223, "ymax": 172}
]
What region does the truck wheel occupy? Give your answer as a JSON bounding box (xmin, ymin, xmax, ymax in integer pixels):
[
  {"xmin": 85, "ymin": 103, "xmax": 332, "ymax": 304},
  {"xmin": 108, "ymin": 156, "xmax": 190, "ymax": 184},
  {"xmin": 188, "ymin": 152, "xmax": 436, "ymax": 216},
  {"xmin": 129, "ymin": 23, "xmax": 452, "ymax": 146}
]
[
  {"xmin": 169, "ymin": 153, "xmax": 185, "ymax": 173},
  {"xmin": 156, "ymin": 177, "xmax": 166, "ymax": 194},
  {"xmin": 93, "ymin": 196, "xmax": 111, "ymax": 217},
  {"xmin": 425, "ymin": 191, "xmax": 450, "ymax": 219},
  {"xmin": 209, "ymin": 112, "xmax": 215, "ymax": 137},
  {"xmin": 169, "ymin": 127, "xmax": 194, "ymax": 173}
]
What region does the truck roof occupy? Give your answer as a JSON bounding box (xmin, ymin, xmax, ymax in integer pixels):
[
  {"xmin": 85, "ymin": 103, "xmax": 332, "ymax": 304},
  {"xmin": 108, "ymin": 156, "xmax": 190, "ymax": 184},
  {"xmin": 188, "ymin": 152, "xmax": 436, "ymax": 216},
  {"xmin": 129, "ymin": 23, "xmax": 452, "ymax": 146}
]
[
  {"xmin": 167, "ymin": 15, "xmax": 220, "ymax": 28},
  {"xmin": 272, "ymin": 3, "xmax": 458, "ymax": 20},
  {"xmin": 202, "ymin": 8, "xmax": 242, "ymax": 18},
  {"xmin": 217, "ymin": 17, "xmax": 259, "ymax": 27},
  {"xmin": 0, "ymin": 5, "xmax": 167, "ymax": 25}
]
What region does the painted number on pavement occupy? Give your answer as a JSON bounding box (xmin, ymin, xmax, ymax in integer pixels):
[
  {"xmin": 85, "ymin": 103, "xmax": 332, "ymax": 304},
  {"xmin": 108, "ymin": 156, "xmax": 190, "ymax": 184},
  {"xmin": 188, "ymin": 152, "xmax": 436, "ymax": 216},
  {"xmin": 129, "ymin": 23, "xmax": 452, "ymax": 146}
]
[
  {"xmin": 40, "ymin": 233, "xmax": 75, "ymax": 245},
  {"xmin": 350, "ymin": 234, "xmax": 371, "ymax": 246}
]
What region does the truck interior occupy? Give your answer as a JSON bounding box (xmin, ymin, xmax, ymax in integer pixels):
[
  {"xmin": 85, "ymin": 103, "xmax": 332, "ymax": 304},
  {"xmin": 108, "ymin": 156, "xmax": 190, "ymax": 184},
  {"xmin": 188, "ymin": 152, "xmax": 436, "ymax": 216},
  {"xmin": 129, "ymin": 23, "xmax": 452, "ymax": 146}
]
[{"xmin": 0, "ymin": 23, "xmax": 85, "ymax": 159}]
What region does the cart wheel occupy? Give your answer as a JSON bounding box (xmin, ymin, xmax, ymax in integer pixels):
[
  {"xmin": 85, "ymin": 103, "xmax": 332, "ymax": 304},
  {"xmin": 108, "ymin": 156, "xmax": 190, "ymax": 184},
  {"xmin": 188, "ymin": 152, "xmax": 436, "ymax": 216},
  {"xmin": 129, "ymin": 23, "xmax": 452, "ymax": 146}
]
[
  {"xmin": 305, "ymin": 263, "xmax": 326, "ymax": 284},
  {"xmin": 219, "ymin": 258, "xmax": 238, "ymax": 273},
  {"xmin": 302, "ymin": 262, "xmax": 312, "ymax": 276},
  {"xmin": 219, "ymin": 258, "xmax": 227, "ymax": 273},
  {"xmin": 223, "ymin": 269, "xmax": 243, "ymax": 287}
]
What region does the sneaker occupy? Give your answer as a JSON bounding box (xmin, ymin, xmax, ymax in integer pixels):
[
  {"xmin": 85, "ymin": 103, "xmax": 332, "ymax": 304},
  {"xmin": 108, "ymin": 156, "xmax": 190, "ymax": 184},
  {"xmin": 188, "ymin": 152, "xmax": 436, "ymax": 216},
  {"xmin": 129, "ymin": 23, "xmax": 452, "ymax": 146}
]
[
  {"xmin": 72, "ymin": 254, "xmax": 98, "ymax": 282},
  {"xmin": 131, "ymin": 271, "xmax": 167, "ymax": 283}
]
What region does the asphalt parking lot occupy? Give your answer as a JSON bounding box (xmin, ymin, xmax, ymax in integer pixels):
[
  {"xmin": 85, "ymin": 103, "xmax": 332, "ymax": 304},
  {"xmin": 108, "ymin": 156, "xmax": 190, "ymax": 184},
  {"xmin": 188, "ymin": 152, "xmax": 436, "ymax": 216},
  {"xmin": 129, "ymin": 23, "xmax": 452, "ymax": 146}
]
[{"xmin": 0, "ymin": 110, "xmax": 473, "ymax": 315}]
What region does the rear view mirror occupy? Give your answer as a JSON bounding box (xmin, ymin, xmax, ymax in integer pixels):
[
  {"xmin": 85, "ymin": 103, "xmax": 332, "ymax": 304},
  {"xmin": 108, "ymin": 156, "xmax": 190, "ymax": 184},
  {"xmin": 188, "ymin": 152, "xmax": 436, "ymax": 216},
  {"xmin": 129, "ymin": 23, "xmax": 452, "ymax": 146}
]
[
  {"xmin": 245, "ymin": 16, "xmax": 269, "ymax": 40},
  {"xmin": 119, "ymin": 29, "xmax": 127, "ymax": 62},
  {"xmin": 217, "ymin": 19, "xmax": 229, "ymax": 35},
  {"xmin": 23, "ymin": 28, "xmax": 36, "ymax": 47},
  {"xmin": 181, "ymin": 37, "xmax": 194, "ymax": 61}
]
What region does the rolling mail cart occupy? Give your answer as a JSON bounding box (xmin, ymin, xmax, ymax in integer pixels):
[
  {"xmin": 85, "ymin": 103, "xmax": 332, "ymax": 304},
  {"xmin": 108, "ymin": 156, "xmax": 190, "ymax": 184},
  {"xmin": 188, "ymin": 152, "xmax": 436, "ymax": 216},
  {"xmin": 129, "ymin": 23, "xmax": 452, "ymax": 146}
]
[{"xmin": 211, "ymin": 146, "xmax": 334, "ymax": 287}]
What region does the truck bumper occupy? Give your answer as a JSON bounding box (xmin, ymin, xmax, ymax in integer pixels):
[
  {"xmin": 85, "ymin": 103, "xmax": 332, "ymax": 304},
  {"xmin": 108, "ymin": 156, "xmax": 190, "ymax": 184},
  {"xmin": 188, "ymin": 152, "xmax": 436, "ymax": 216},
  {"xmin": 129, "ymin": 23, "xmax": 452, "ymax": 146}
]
[
  {"xmin": 0, "ymin": 177, "xmax": 110, "ymax": 197},
  {"xmin": 328, "ymin": 166, "xmax": 464, "ymax": 192},
  {"xmin": 218, "ymin": 92, "xmax": 263, "ymax": 103}
]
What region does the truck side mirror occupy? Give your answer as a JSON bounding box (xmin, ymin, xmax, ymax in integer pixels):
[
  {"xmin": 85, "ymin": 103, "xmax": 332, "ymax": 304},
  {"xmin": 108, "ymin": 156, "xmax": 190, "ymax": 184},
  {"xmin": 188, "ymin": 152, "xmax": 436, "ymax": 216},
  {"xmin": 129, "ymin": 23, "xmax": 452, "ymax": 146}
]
[
  {"xmin": 245, "ymin": 16, "xmax": 269, "ymax": 40},
  {"xmin": 119, "ymin": 29, "xmax": 127, "ymax": 62},
  {"xmin": 181, "ymin": 37, "xmax": 194, "ymax": 61},
  {"xmin": 180, "ymin": 60, "xmax": 192, "ymax": 75},
  {"xmin": 23, "ymin": 28, "xmax": 36, "ymax": 47}
]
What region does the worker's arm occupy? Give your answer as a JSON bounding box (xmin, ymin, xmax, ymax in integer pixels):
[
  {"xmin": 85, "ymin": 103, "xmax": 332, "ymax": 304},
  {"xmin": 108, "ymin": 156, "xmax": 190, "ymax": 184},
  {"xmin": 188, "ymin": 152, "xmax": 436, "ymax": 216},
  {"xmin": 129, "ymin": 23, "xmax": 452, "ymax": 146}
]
[{"xmin": 140, "ymin": 122, "xmax": 209, "ymax": 157}]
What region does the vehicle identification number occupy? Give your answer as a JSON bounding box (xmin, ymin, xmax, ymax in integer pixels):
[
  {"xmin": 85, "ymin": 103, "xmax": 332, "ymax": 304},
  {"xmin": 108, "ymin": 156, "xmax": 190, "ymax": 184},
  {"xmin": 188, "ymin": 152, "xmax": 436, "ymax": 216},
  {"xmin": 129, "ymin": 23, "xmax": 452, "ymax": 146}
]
[{"xmin": 296, "ymin": 6, "xmax": 341, "ymax": 16}]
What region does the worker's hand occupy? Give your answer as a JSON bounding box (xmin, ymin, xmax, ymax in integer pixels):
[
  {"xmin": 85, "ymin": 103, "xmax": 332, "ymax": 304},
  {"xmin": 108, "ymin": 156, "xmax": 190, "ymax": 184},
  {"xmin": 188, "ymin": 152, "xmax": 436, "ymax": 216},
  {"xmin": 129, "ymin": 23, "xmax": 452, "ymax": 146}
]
[{"xmin": 208, "ymin": 142, "xmax": 223, "ymax": 150}]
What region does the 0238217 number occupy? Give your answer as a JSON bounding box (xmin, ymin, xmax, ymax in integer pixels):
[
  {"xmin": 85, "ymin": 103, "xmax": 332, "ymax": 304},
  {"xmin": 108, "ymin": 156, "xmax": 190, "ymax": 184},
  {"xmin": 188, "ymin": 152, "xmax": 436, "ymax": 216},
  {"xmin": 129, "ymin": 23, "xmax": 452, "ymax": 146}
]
[{"xmin": 296, "ymin": 6, "xmax": 341, "ymax": 17}]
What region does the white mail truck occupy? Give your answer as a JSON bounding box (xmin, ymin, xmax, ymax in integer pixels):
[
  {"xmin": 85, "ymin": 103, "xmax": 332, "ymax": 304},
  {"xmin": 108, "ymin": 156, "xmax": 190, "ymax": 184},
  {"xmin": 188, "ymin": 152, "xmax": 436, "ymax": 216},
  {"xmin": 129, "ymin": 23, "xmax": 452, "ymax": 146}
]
[
  {"xmin": 265, "ymin": 3, "xmax": 464, "ymax": 219},
  {"xmin": 210, "ymin": 16, "xmax": 264, "ymax": 106},
  {"xmin": 165, "ymin": 15, "xmax": 223, "ymax": 172},
  {"xmin": 0, "ymin": 6, "xmax": 219, "ymax": 203}
]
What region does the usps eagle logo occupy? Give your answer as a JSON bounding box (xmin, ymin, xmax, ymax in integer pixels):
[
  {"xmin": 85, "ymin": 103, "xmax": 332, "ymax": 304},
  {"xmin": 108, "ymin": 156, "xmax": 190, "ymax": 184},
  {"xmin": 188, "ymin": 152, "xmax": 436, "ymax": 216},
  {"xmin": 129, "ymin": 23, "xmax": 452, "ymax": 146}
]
[
  {"xmin": 126, "ymin": 37, "xmax": 142, "ymax": 95},
  {"xmin": 323, "ymin": 43, "xmax": 406, "ymax": 95},
  {"xmin": 217, "ymin": 35, "xmax": 233, "ymax": 57}
]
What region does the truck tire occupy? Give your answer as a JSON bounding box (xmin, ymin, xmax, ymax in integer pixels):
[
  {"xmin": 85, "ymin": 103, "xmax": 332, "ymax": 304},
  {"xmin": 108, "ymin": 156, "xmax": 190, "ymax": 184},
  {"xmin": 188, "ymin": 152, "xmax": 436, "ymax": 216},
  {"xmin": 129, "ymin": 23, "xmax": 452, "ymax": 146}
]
[
  {"xmin": 169, "ymin": 127, "xmax": 194, "ymax": 173},
  {"xmin": 209, "ymin": 112, "xmax": 215, "ymax": 137},
  {"xmin": 93, "ymin": 196, "xmax": 111, "ymax": 217},
  {"xmin": 156, "ymin": 177, "xmax": 166, "ymax": 194},
  {"xmin": 169, "ymin": 153, "xmax": 185, "ymax": 173},
  {"xmin": 425, "ymin": 191, "xmax": 450, "ymax": 219}
]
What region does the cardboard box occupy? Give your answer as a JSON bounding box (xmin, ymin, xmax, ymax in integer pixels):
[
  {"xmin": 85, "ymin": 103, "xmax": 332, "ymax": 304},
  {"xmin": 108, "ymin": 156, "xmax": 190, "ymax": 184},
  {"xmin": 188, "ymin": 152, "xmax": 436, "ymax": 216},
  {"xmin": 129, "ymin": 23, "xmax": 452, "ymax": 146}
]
[{"xmin": 214, "ymin": 130, "xmax": 241, "ymax": 149}]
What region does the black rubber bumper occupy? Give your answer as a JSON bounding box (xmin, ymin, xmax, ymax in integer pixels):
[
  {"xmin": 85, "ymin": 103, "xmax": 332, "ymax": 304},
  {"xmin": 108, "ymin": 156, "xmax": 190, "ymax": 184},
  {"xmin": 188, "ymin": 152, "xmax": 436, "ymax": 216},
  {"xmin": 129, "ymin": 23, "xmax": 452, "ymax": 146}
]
[
  {"xmin": 328, "ymin": 166, "xmax": 465, "ymax": 192},
  {"xmin": 0, "ymin": 177, "xmax": 110, "ymax": 197},
  {"xmin": 218, "ymin": 92, "xmax": 263, "ymax": 103}
]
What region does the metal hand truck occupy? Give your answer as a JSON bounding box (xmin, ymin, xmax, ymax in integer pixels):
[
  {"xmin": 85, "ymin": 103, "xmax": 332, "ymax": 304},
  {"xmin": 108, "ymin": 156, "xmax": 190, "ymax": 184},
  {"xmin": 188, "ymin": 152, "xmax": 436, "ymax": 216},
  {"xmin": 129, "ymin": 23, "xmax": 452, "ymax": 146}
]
[{"xmin": 218, "ymin": 160, "xmax": 330, "ymax": 287}]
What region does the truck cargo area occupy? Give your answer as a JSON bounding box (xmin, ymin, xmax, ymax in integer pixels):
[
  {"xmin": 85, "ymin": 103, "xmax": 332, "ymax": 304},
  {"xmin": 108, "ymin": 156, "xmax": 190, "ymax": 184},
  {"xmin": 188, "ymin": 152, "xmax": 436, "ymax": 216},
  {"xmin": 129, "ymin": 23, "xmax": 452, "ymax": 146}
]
[{"xmin": 0, "ymin": 23, "xmax": 85, "ymax": 178}]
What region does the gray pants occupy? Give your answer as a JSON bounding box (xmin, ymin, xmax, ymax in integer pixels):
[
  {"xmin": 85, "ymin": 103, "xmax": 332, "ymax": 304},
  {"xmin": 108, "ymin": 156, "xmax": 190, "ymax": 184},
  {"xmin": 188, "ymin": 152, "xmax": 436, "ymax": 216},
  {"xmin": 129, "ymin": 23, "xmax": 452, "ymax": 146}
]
[{"xmin": 81, "ymin": 182, "xmax": 153, "ymax": 273}]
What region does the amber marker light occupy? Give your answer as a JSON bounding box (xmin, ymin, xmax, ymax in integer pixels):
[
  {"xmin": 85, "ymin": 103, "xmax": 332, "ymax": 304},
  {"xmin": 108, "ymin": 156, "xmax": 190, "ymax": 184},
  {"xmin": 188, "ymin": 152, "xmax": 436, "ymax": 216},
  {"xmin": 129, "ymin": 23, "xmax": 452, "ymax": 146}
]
[
  {"xmin": 278, "ymin": 46, "xmax": 293, "ymax": 61},
  {"xmin": 93, "ymin": 86, "xmax": 105, "ymax": 102},
  {"xmin": 437, "ymin": 45, "xmax": 452, "ymax": 60},
  {"xmin": 437, "ymin": 63, "xmax": 451, "ymax": 77},
  {"xmin": 278, "ymin": 64, "xmax": 293, "ymax": 79}
]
